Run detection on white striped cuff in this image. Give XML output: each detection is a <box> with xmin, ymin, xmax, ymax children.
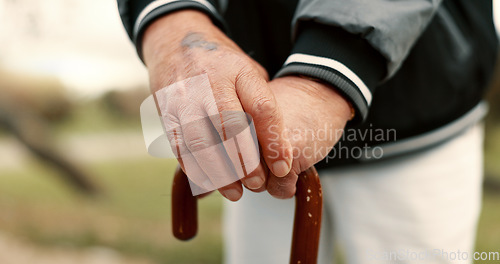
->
<box><xmin>283</xmin><ymin>53</ymin><xmax>372</xmax><ymax>106</ymax></box>
<box><xmin>133</xmin><ymin>0</ymin><xmax>219</xmax><ymax>40</ymax></box>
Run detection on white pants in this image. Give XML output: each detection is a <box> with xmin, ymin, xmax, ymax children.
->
<box><xmin>223</xmin><ymin>124</ymin><xmax>484</xmax><ymax>264</ymax></box>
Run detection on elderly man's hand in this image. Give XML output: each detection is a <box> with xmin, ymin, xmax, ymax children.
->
<box><xmin>264</xmin><ymin>76</ymin><xmax>352</xmax><ymax>199</ymax></box>
<box><xmin>142</xmin><ymin>10</ymin><xmax>293</xmax><ymax>201</ymax></box>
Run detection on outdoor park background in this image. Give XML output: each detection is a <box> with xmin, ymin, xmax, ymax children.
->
<box><xmin>0</xmin><ymin>0</ymin><xmax>499</xmax><ymax>263</ymax></box>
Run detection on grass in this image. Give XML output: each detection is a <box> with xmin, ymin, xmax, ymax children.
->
<box><xmin>0</xmin><ymin>157</ymin><xmax>224</xmax><ymax>264</ymax></box>
<box><xmin>475</xmin><ymin>122</ymin><xmax>500</xmax><ymax>263</ymax></box>
<box><xmin>476</xmin><ymin>194</ymin><xmax>500</xmax><ymax>260</ymax></box>
<box><xmin>54</xmin><ymin>98</ymin><xmax>142</xmax><ymax>136</ymax></box>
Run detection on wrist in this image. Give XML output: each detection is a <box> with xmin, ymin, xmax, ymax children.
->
<box><xmin>277</xmin><ymin>76</ymin><xmax>353</xmax><ymax>123</ymax></box>
<box><xmin>142</xmin><ymin>10</ymin><xmax>217</xmax><ymax>66</ymax></box>
<box><xmin>296</xmin><ymin>75</ymin><xmax>355</xmax><ymax>121</ymax></box>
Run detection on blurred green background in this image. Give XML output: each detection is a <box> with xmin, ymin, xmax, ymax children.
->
<box><xmin>0</xmin><ymin>0</ymin><xmax>499</xmax><ymax>263</ymax></box>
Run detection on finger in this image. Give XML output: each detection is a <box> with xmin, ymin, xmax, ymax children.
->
<box><xmin>218</xmin><ymin>181</ymin><xmax>243</xmax><ymax>201</ymax></box>
<box><xmin>242</xmin><ymin>155</ymin><xmax>268</xmax><ymax>192</ymax></box>
<box><xmin>178</xmin><ymin>75</ymin><xmax>242</xmax><ymax>190</ymax></box>
<box><xmin>241</xmin><ymin>161</ymin><xmax>267</xmax><ymax>191</ymax></box>
<box><xmin>165</xmin><ymin>125</ymin><xmax>217</xmax><ymax>194</ymax></box>
<box><xmin>212</xmin><ymin>111</ymin><xmax>264</xmax><ymax>190</ymax></box>
<box><xmin>181</xmin><ymin>117</ymin><xmax>240</xmax><ymax>189</ymax></box>
<box><xmin>266</xmin><ymin>170</ymin><xmax>298</xmax><ymax>199</ymax></box>
<box><xmin>235</xmin><ymin>71</ymin><xmax>293</xmax><ymax>177</ymax></box>
<box><xmin>157</xmin><ymin>76</ymin><xmax>236</xmax><ymax>194</ymax></box>
<box><xmin>206</xmin><ymin>81</ymin><xmax>265</xmax><ymax>191</ymax></box>
<box><xmin>158</xmin><ymin>99</ymin><xmax>215</xmax><ymax>194</ymax></box>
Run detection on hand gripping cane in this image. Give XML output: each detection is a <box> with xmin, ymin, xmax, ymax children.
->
<box><xmin>172</xmin><ymin>166</ymin><xmax>322</xmax><ymax>264</ymax></box>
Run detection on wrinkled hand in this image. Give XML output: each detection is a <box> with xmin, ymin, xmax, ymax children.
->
<box><xmin>264</xmin><ymin>76</ymin><xmax>352</xmax><ymax>199</ymax></box>
<box><xmin>142</xmin><ymin>10</ymin><xmax>293</xmax><ymax>201</ymax></box>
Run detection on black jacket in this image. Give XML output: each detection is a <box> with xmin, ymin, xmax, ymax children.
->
<box><xmin>118</xmin><ymin>0</ymin><xmax>498</xmax><ymax>167</ymax></box>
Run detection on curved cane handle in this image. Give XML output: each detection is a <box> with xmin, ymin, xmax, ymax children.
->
<box><xmin>171</xmin><ymin>166</ymin><xmax>322</xmax><ymax>264</ymax></box>
<box><xmin>171</xmin><ymin>166</ymin><xmax>197</xmax><ymax>240</ymax></box>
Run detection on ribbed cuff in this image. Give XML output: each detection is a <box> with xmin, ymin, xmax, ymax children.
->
<box><xmin>132</xmin><ymin>0</ymin><xmax>227</xmax><ymax>62</ymax></box>
<box><xmin>276</xmin><ymin>22</ymin><xmax>386</xmax><ymax>124</ymax></box>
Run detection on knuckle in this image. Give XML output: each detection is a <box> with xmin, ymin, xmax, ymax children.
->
<box><xmin>208</xmin><ymin>112</ymin><xmax>247</xmax><ymax>140</ymax></box>
<box><xmin>175</xmin><ymin>103</ymin><xmax>190</xmax><ymax>117</ymax></box>
<box><xmin>214</xmin><ymin>97</ymin><xmax>239</xmax><ymax>113</ymax></box>
<box><xmin>251</xmin><ymin>96</ymin><xmax>276</xmax><ymax>117</ymax></box>
<box><xmin>185</xmin><ymin>136</ymin><xmax>210</xmax><ymax>152</ymax></box>
<box><xmin>166</xmin><ymin>129</ymin><xmax>180</xmax><ymax>143</ymax></box>
<box><xmin>268</xmin><ymin>175</ymin><xmax>297</xmax><ymax>199</ymax></box>
<box><xmin>235</xmin><ymin>65</ymin><xmax>262</xmax><ymax>89</ymax></box>
<box><xmin>166</xmin><ymin>130</ymin><xmax>186</xmax><ymax>158</ymax></box>
<box><xmin>209</xmin><ymin>78</ymin><xmax>232</xmax><ymax>95</ymax></box>
<box><xmin>220</xmin><ymin>112</ymin><xmax>247</xmax><ymax>134</ymax></box>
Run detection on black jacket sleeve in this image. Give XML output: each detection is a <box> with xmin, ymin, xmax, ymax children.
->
<box><xmin>276</xmin><ymin>0</ymin><xmax>444</xmax><ymax>123</ymax></box>
<box><xmin>117</xmin><ymin>0</ymin><xmax>226</xmax><ymax>61</ymax></box>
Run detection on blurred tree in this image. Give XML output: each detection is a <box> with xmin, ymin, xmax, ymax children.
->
<box><xmin>102</xmin><ymin>87</ymin><xmax>148</xmax><ymax>120</ymax></box>
<box><xmin>0</xmin><ymin>70</ymin><xmax>99</xmax><ymax>195</ymax></box>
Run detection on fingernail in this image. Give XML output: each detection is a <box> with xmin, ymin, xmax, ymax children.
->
<box><xmin>242</xmin><ymin>176</ymin><xmax>264</xmax><ymax>190</ymax></box>
<box><xmin>221</xmin><ymin>189</ymin><xmax>241</xmax><ymax>201</ymax></box>
<box><xmin>272</xmin><ymin>160</ymin><xmax>290</xmax><ymax>177</ymax></box>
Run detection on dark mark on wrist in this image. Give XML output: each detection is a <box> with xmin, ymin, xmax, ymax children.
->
<box><xmin>181</xmin><ymin>32</ymin><xmax>218</xmax><ymax>51</ymax></box>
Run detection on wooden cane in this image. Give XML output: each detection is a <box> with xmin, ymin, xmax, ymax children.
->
<box><xmin>171</xmin><ymin>166</ymin><xmax>198</xmax><ymax>240</ymax></box>
<box><xmin>172</xmin><ymin>166</ymin><xmax>322</xmax><ymax>264</ymax></box>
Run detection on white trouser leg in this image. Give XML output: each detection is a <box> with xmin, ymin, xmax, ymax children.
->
<box><xmin>223</xmin><ymin>190</ymin><xmax>334</xmax><ymax>264</ymax></box>
<box><xmin>223</xmin><ymin>190</ymin><xmax>294</xmax><ymax>264</ymax></box>
<box><xmin>321</xmin><ymin>124</ymin><xmax>484</xmax><ymax>264</ymax></box>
